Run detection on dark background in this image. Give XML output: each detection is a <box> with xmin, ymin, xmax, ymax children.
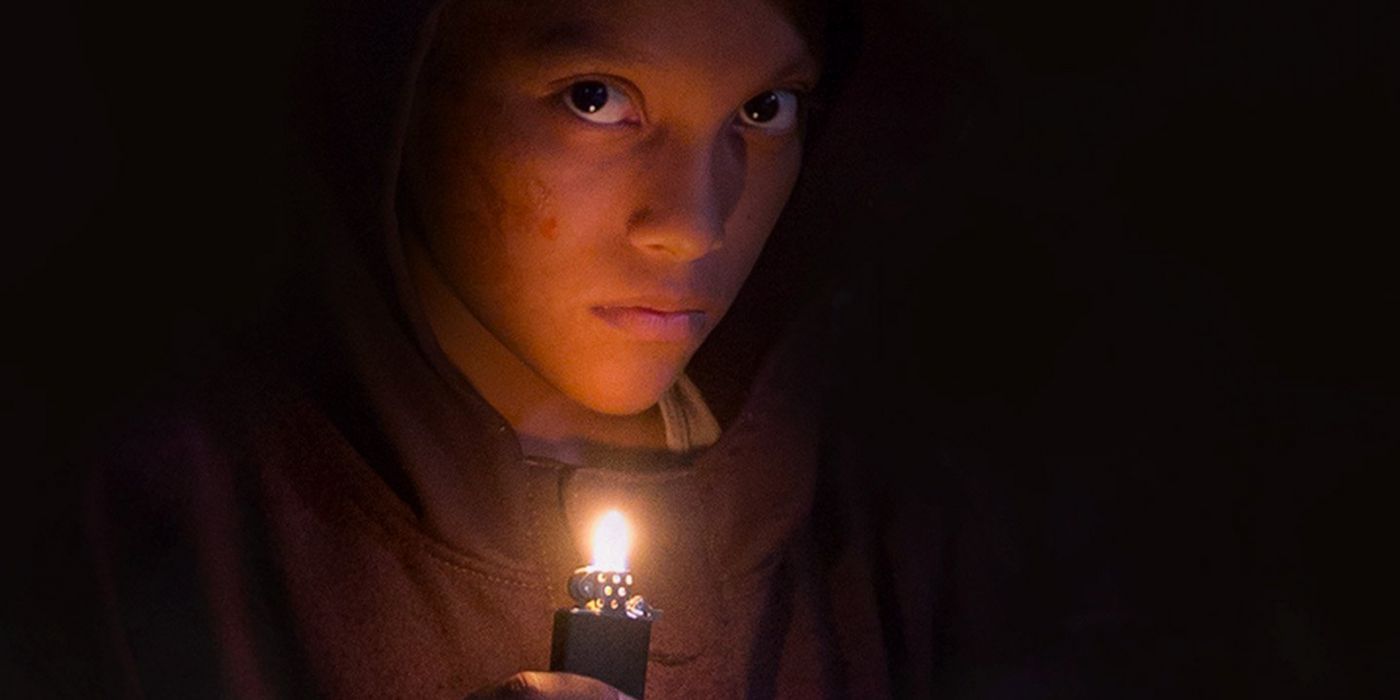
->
<box><xmin>6</xmin><ymin>0</ymin><xmax>1395</xmax><ymax>694</ymax></box>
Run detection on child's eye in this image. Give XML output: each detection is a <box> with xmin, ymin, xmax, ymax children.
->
<box><xmin>562</xmin><ymin>80</ymin><xmax>640</xmax><ymax>126</ymax></box>
<box><xmin>736</xmin><ymin>90</ymin><xmax>801</xmax><ymax>133</ymax></box>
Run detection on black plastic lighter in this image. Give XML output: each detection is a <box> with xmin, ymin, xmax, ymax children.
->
<box><xmin>549</xmin><ymin>567</ymin><xmax>659</xmax><ymax>699</ymax></box>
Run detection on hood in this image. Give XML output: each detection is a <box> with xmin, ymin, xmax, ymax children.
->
<box><xmin>270</xmin><ymin>0</ymin><xmax>867</xmax><ymax>563</ymax></box>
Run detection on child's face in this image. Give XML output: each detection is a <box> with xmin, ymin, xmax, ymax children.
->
<box><xmin>407</xmin><ymin>0</ymin><xmax>818</xmax><ymax>415</ymax></box>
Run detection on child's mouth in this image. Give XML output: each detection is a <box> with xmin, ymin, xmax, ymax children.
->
<box><xmin>590</xmin><ymin>306</ymin><xmax>707</xmax><ymax>343</ymax></box>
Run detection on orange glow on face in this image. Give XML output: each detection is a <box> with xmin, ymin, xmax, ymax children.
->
<box><xmin>404</xmin><ymin>0</ymin><xmax>817</xmax><ymax>417</ymax></box>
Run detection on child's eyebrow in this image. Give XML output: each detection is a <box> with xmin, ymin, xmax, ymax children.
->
<box><xmin>767</xmin><ymin>54</ymin><xmax>822</xmax><ymax>90</ymax></box>
<box><xmin>527</xmin><ymin>19</ymin><xmax>658</xmax><ymax>67</ymax></box>
<box><xmin>524</xmin><ymin>17</ymin><xmax>819</xmax><ymax>89</ymax></box>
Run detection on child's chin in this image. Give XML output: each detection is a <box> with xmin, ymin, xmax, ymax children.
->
<box><xmin>567</xmin><ymin>367</ymin><xmax>682</xmax><ymax>417</ymax></box>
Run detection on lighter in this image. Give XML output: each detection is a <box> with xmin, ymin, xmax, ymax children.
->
<box><xmin>550</xmin><ymin>510</ymin><xmax>659</xmax><ymax>699</ymax></box>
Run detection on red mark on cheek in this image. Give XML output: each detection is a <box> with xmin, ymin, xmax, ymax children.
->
<box><xmin>539</xmin><ymin>216</ymin><xmax>559</xmax><ymax>240</ymax></box>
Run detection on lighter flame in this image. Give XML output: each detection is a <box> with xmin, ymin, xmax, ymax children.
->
<box><xmin>590</xmin><ymin>509</ymin><xmax>631</xmax><ymax>571</ymax></box>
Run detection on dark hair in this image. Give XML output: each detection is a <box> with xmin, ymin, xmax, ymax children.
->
<box><xmin>780</xmin><ymin>0</ymin><xmax>862</xmax><ymax>147</ymax></box>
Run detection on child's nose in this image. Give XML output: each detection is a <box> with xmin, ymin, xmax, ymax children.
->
<box><xmin>625</xmin><ymin>132</ymin><xmax>744</xmax><ymax>262</ymax></box>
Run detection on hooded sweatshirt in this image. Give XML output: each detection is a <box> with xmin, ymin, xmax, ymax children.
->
<box><xmin>83</xmin><ymin>1</ymin><xmax>912</xmax><ymax>697</ymax></box>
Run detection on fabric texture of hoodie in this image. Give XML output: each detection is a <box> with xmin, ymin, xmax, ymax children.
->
<box><xmin>83</xmin><ymin>1</ymin><xmax>913</xmax><ymax>697</ymax></box>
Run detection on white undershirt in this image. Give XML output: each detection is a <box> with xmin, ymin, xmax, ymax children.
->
<box><xmin>658</xmin><ymin>373</ymin><xmax>722</xmax><ymax>453</ymax></box>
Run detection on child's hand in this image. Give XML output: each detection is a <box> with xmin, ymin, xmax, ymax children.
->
<box><xmin>466</xmin><ymin>671</ymin><xmax>637</xmax><ymax>700</ymax></box>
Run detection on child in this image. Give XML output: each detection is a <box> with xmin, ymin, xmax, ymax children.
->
<box><xmin>86</xmin><ymin>0</ymin><xmax>891</xmax><ymax>697</ymax></box>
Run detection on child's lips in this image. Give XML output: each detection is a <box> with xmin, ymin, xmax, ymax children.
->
<box><xmin>590</xmin><ymin>305</ymin><xmax>708</xmax><ymax>343</ymax></box>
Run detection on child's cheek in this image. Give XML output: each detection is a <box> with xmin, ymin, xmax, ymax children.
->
<box><xmin>538</xmin><ymin>215</ymin><xmax>559</xmax><ymax>241</ymax></box>
<box><xmin>521</xmin><ymin>177</ymin><xmax>559</xmax><ymax>241</ymax></box>
<box><xmin>488</xmin><ymin>168</ymin><xmax>558</xmax><ymax>265</ymax></box>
